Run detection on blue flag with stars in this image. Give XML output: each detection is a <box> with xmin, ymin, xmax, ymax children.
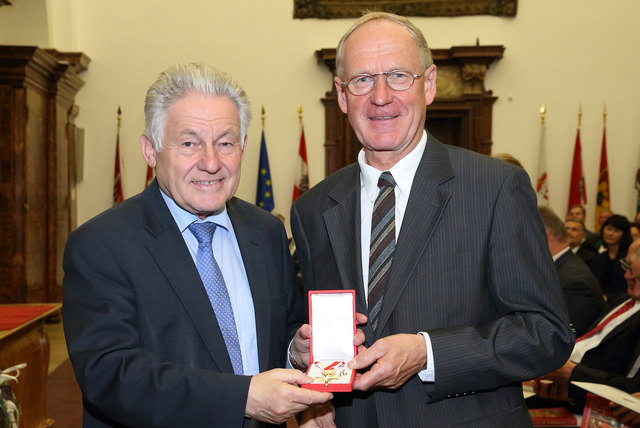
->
<box><xmin>256</xmin><ymin>130</ymin><xmax>274</xmax><ymax>211</ymax></box>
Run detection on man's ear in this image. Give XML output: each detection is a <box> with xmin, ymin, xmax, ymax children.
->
<box><xmin>424</xmin><ymin>64</ymin><xmax>437</xmax><ymax>106</ymax></box>
<box><xmin>139</xmin><ymin>134</ymin><xmax>157</xmax><ymax>168</ymax></box>
<box><xmin>241</xmin><ymin>135</ymin><xmax>248</xmax><ymax>159</ymax></box>
<box><xmin>334</xmin><ymin>76</ymin><xmax>348</xmax><ymax>114</ymax></box>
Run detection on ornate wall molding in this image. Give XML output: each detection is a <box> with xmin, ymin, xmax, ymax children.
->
<box><xmin>294</xmin><ymin>0</ymin><xmax>517</xmax><ymax>19</ymax></box>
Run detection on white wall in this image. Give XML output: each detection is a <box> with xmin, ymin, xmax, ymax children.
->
<box><xmin>2</xmin><ymin>0</ymin><xmax>639</xmax><ymax>231</ymax></box>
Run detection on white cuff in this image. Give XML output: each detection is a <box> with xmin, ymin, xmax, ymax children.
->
<box><xmin>417</xmin><ymin>332</ymin><xmax>435</xmax><ymax>382</ymax></box>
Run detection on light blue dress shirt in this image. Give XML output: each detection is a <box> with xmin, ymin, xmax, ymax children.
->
<box><xmin>160</xmin><ymin>191</ymin><xmax>259</xmax><ymax>376</ymax></box>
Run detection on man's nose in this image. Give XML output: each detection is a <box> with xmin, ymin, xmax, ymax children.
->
<box><xmin>370</xmin><ymin>75</ymin><xmax>393</xmax><ymax>105</ymax></box>
<box><xmin>198</xmin><ymin>145</ymin><xmax>221</xmax><ymax>172</ymax></box>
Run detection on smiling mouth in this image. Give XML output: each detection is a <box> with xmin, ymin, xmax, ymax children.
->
<box><xmin>193</xmin><ymin>179</ymin><xmax>222</xmax><ymax>185</ymax></box>
<box><xmin>369</xmin><ymin>115</ymin><xmax>398</xmax><ymax>120</ymax></box>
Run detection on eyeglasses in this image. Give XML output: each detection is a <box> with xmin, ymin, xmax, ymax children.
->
<box><xmin>340</xmin><ymin>70</ymin><xmax>424</xmax><ymax>96</ymax></box>
<box><xmin>620</xmin><ymin>258</ymin><xmax>632</xmax><ymax>272</ymax></box>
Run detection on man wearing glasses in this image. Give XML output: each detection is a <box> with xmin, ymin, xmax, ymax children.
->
<box><xmin>291</xmin><ymin>11</ymin><xmax>574</xmax><ymax>427</ymax></box>
<box><xmin>534</xmin><ymin>238</ymin><xmax>640</xmax><ymax>409</ymax></box>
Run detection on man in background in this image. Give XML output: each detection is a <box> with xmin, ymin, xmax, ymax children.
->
<box><xmin>565</xmin><ymin>218</ymin><xmax>598</xmax><ymax>266</ymax></box>
<box><xmin>63</xmin><ymin>62</ymin><xmax>331</xmax><ymax>427</ymax></box>
<box><xmin>540</xmin><ymin>206</ymin><xmax>605</xmax><ymax>336</ymax></box>
<box><xmin>291</xmin><ymin>12</ymin><xmax>574</xmax><ymax>427</ymax></box>
<box><xmin>535</xmin><ymin>238</ymin><xmax>640</xmax><ymax>409</ymax></box>
<box><xmin>567</xmin><ymin>204</ymin><xmax>601</xmax><ymax>250</ymax></box>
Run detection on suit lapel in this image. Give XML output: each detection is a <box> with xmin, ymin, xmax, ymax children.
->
<box><xmin>142</xmin><ymin>181</ymin><xmax>236</xmax><ymax>373</ymax></box>
<box><xmin>323</xmin><ymin>165</ymin><xmax>374</xmax><ymax>341</ymax></box>
<box><xmin>374</xmin><ymin>136</ymin><xmax>455</xmax><ymax>337</ymax></box>
<box><xmin>226</xmin><ymin>199</ymin><xmax>272</xmax><ymax>372</ymax></box>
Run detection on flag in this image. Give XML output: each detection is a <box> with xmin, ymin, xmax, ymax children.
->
<box><xmin>145</xmin><ymin>165</ymin><xmax>154</xmax><ymax>188</ymax></box>
<box><xmin>595</xmin><ymin>126</ymin><xmax>610</xmax><ymax>232</ymax></box>
<box><xmin>113</xmin><ymin>107</ymin><xmax>124</xmax><ymax>204</ymax></box>
<box><xmin>567</xmin><ymin>128</ymin><xmax>586</xmax><ymax>211</ymax></box>
<box><xmin>635</xmin><ymin>154</ymin><xmax>640</xmax><ymax>218</ymax></box>
<box><xmin>536</xmin><ymin>110</ymin><xmax>549</xmax><ymax>205</ymax></box>
<box><xmin>256</xmin><ymin>130</ymin><xmax>274</xmax><ymax>211</ymax></box>
<box><xmin>293</xmin><ymin>126</ymin><xmax>309</xmax><ymax>201</ymax></box>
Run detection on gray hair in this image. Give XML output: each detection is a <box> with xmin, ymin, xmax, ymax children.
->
<box><xmin>539</xmin><ymin>206</ymin><xmax>569</xmax><ymax>242</ymax></box>
<box><xmin>143</xmin><ymin>62</ymin><xmax>251</xmax><ymax>152</ymax></box>
<box><xmin>336</xmin><ymin>11</ymin><xmax>433</xmax><ymax>79</ymax></box>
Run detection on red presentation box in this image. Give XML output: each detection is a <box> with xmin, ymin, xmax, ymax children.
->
<box><xmin>302</xmin><ymin>290</ymin><xmax>356</xmax><ymax>392</ymax></box>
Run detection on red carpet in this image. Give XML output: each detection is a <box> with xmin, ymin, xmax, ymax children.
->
<box><xmin>46</xmin><ymin>359</ymin><xmax>82</xmax><ymax>428</ymax></box>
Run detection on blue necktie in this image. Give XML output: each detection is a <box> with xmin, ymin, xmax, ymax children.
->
<box><xmin>188</xmin><ymin>222</ymin><xmax>244</xmax><ymax>375</ymax></box>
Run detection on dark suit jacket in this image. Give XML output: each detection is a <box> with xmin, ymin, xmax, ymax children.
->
<box><xmin>569</xmin><ymin>296</ymin><xmax>640</xmax><ymax>403</ymax></box>
<box><xmin>63</xmin><ymin>181</ymin><xmax>303</xmax><ymax>427</ymax></box>
<box><xmin>590</xmin><ymin>249</ymin><xmax>629</xmax><ymax>303</ymax></box>
<box><xmin>291</xmin><ymin>136</ymin><xmax>574</xmax><ymax>428</ymax></box>
<box><xmin>554</xmin><ymin>250</ymin><xmax>606</xmax><ymax>336</ymax></box>
<box><xmin>575</xmin><ymin>245</ymin><xmax>597</xmax><ymax>267</ymax></box>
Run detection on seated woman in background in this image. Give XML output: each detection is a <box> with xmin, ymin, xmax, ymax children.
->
<box><xmin>590</xmin><ymin>214</ymin><xmax>632</xmax><ymax>303</ymax></box>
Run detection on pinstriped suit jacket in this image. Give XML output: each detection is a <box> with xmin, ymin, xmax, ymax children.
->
<box><xmin>291</xmin><ymin>135</ymin><xmax>575</xmax><ymax>427</ymax></box>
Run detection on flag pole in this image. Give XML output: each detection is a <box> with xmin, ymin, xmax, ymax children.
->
<box><xmin>595</xmin><ymin>102</ymin><xmax>610</xmax><ymax>232</ymax></box>
<box><xmin>293</xmin><ymin>105</ymin><xmax>309</xmax><ymax>201</ymax></box>
<box><xmin>256</xmin><ymin>104</ymin><xmax>274</xmax><ymax>211</ymax></box>
<box><xmin>577</xmin><ymin>103</ymin><xmax>582</xmax><ymax>128</ymax></box>
<box><xmin>536</xmin><ymin>104</ymin><xmax>549</xmax><ymax>205</ymax></box>
<box><xmin>113</xmin><ymin>106</ymin><xmax>124</xmax><ymax>204</ymax></box>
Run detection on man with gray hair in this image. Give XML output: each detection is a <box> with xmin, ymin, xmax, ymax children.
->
<box><xmin>291</xmin><ymin>11</ymin><xmax>574</xmax><ymax>427</ymax></box>
<box><xmin>63</xmin><ymin>62</ymin><xmax>332</xmax><ymax>427</ymax></box>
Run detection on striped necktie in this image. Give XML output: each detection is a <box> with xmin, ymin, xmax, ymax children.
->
<box><xmin>368</xmin><ymin>171</ymin><xmax>396</xmax><ymax>331</ymax></box>
<box><xmin>189</xmin><ymin>222</ymin><xmax>244</xmax><ymax>375</ymax></box>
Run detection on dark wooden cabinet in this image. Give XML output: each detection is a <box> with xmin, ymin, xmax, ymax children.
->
<box><xmin>0</xmin><ymin>46</ymin><xmax>89</xmax><ymax>303</ymax></box>
<box><xmin>315</xmin><ymin>45</ymin><xmax>504</xmax><ymax>176</ymax></box>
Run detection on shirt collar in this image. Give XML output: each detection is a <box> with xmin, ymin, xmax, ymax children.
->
<box><xmin>553</xmin><ymin>246</ymin><xmax>571</xmax><ymax>261</ymax></box>
<box><xmin>358</xmin><ymin>131</ymin><xmax>427</xmax><ymax>202</ymax></box>
<box><xmin>160</xmin><ymin>189</ymin><xmax>231</xmax><ymax>233</ymax></box>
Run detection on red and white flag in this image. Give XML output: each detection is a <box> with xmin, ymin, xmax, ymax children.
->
<box><xmin>113</xmin><ymin>107</ymin><xmax>124</xmax><ymax>204</ymax></box>
<box><xmin>536</xmin><ymin>107</ymin><xmax>549</xmax><ymax>206</ymax></box>
<box><xmin>293</xmin><ymin>126</ymin><xmax>309</xmax><ymax>201</ymax></box>
<box><xmin>567</xmin><ymin>128</ymin><xmax>587</xmax><ymax>211</ymax></box>
<box><xmin>145</xmin><ymin>164</ymin><xmax>154</xmax><ymax>188</ymax></box>
<box><xmin>595</xmin><ymin>124</ymin><xmax>610</xmax><ymax>232</ymax></box>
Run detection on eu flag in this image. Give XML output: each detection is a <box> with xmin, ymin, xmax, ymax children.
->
<box><xmin>256</xmin><ymin>130</ymin><xmax>274</xmax><ymax>211</ymax></box>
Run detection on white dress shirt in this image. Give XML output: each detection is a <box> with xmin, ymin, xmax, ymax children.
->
<box><xmin>358</xmin><ymin>131</ymin><xmax>435</xmax><ymax>382</ymax></box>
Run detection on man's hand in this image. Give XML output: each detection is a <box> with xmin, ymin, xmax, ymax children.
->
<box><xmin>245</xmin><ymin>369</ymin><xmax>332</xmax><ymax>424</ymax></box>
<box><xmin>348</xmin><ymin>333</ymin><xmax>427</xmax><ymax>391</ymax></box>
<box><xmin>299</xmin><ymin>401</ymin><xmax>336</xmax><ymax>428</ymax></box>
<box><xmin>532</xmin><ymin>360</ymin><xmax>577</xmax><ymax>402</ymax></box>
<box><xmin>533</xmin><ymin>380</ymin><xmax>570</xmax><ymax>402</ymax></box>
<box><xmin>290</xmin><ymin>313</ymin><xmax>368</xmax><ymax>370</ymax></box>
<box><xmin>611</xmin><ymin>392</ymin><xmax>640</xmax><ymax>427</ymax></box>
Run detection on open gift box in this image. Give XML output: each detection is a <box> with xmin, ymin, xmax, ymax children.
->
<box><xmin>301</xmin><ymin>290</ymin><xmax>356</xmax><ymax>392</ymax></box>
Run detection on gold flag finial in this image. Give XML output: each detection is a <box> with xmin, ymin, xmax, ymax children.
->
<box><xmin>261</xmin><ymin>105</ymin><xmax>265</xmax><ymax>129</ymax></box>
<box><xmin>297</xmin><ymin>104</ymin><xmax>303</xmax><ymax>125</ymax></box>
<box><xmin>578</xmin><ymin>103</ymin><xmax>582</xmax><ymax>128</ymax></box>
<box><xmin>540</xmin><ymin>104</ymin><xmax>546</xmax><ymax>126</ymax></box>
<box><xmin>117</xmin><ymin>106</ymin><xmax>122</xmax><ymax>129</ymax></box>
<box><xmin>603</xmin><ymin>102</ymin><xmax>607</xmax><ymax>127</ymax></box>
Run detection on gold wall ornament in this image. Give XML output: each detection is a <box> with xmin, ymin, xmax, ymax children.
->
<box><xmin>294</xmin><ymin>0</ymin><xmax>517</xmax><ymax>19</ymax></box>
